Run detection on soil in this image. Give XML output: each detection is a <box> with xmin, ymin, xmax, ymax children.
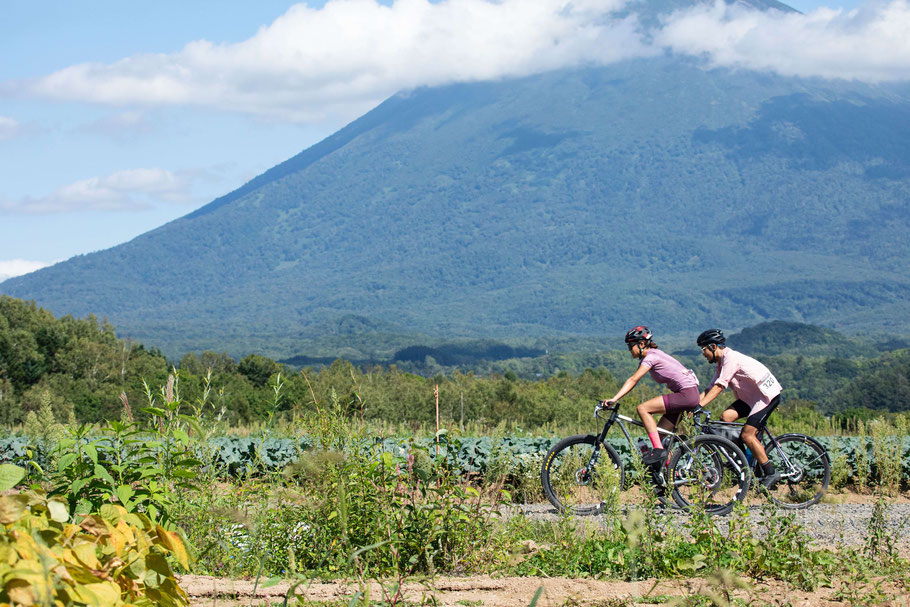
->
<box><xmin>179</xmin><ymin>573</ymin><xmax>907</xmax><ymax>606</ymax></box>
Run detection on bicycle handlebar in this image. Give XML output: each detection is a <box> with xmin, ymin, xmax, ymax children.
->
<box><xmin>594</xmin><ymin>400</ymin><xmax>617</xmax><ymax>418</ymax></box>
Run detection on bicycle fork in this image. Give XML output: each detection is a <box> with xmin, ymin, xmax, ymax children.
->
<box><xmin>580</xmin><ymin>420</ymin><xmax>615</xmax><ymax>482</ymax></box>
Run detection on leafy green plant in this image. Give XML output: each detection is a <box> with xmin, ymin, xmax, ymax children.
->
<box><xmin>853</xmin><ymin>422</ymin><xmax>871</xmax><ymax>492</ymax></box>
<box><xmin>42</xmin><ymin>419</ymin><xmax>200</xmax><ymax>524</ymax></box>
<box><xmin>826</xmin><ymin>436</ymin><xmax>850</xmax><ymax>490</ymax></box>
<box><xmin>0</xmin><ymin>485</ymin><xmax>189</xmax><ymax>606</ymax></box>
<box><xmin>33</xmin><ymin>374</ymin><xmax>202</xmax><ymax>525</ymax></box>
<box><xmin>869</xmin><ymin>420</ymin><xmax>901</xmax><ymax>495</ymax></box>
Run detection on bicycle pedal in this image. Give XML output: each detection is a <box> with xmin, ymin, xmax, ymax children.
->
<box><xmin>651</xmin><ymin>471</ymin><xmax>666</xmax><ymax>488</ymax></box>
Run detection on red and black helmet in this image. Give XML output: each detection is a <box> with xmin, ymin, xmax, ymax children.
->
<box><xmin>624</xmin><ymin>326</ymin><xmax>652</xmax><ymax>344</ymax></box>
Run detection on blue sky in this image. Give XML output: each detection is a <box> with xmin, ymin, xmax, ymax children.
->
<box><xmin>0</xmin><ymin>0</ymin><xmax>899</xmax><ymax>282</ymax></box>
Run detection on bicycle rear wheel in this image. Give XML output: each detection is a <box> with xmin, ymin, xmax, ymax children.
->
<box><xmin>541</xmin><ymin>435</ymin><xmax>624</xmax><ymax>515</ymax></box>
<box><xmin>763</xmin><ymin>434</ymin><xmax>830</xmax><ymax>509</ymax></box>
<box><xmin>669</xmin><ymin>435</ymin><xmax>750</xmax><ymax>515</ymax></box>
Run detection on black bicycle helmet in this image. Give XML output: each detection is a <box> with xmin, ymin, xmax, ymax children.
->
<box><xmin>697</xmin><ymin>329</ymin><xmax>725</xmax><ymax>347</ymax></box>
<box><xmin>625</xmin><ymin>326</ymin><xmax>652</xmax><ymax>344</ymax></box>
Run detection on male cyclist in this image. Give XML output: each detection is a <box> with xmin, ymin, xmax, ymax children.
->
<box><xmin>602</xmin><ymin>326</ymin><xmax>699</xmax><ymax>466</ymax></box>
<box><xmin>696</xmin><ymin>328</ymin><xmax>782</xmax><ymax>489</ymax></box>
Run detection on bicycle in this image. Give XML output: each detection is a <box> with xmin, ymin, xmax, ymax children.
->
<box><xmin>540</xmin><ymin>401</ymin><xmax>751</xmax><ymax>516</ymax></box>
<box><xmin>705</xmin><ymin>420</ymin><xmax>830</xmax><ymax>509</ymax></box>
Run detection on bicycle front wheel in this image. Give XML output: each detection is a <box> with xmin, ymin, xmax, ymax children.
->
<box><xmin>669</xmin><ymin>435</ymin><xmax>750</xmax><ymax>515</ymax></box>
<box><xmin>764</xmin><ymin>434</ymin><xmax>830</xmax><ymax>509</ymax></box>
<box><xmin>541</xmin><ymin>435</ymin><xmax>624</xmax><ymax>515</ymax></box>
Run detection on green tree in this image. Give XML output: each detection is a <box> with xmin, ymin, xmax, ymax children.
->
<box><xmin>238</xmin><ymin>354</ymin><xmax>281</xmax><ymax>387</ymax></box>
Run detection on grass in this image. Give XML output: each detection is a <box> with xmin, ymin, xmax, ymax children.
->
<box><xmin>5</xmin><ymin>374</ymin><xmax>910</xmax><ymax>607</ymax></box>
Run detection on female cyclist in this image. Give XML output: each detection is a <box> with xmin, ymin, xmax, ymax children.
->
<box><xmin>696</xmin><ymin>328</ymin><xmax>783</xmax><ymax>489</ymax></box>
<box><xmin>601</xmin><ymin>326</ymin><xmax>700</xmax><ymax>465</ymax></box>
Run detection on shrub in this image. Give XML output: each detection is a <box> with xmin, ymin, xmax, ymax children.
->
<box><xmin>0</xmin><ymin>486</ymin><xmax>189</xmax><ymax>606</ymax></box>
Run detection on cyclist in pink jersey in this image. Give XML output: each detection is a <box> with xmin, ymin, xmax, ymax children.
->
<box><xmin>601</xmin><ymin>326</ymin><xmax>700</xmax><ymax>465</ymax></box>
<box><xmin>696</xmin><ymin>328</ymin><xmax>783</xmax><ymax>489</ymax></box>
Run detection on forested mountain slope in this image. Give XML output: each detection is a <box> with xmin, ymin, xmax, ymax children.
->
<box><xmin>4</xmin><ymin>1</ymin><xmax>910</xmax><ymax>358</ymax></box>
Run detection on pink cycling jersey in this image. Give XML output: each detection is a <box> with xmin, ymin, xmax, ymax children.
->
<box><xmin>710</xmin><ymin>348</ymin><xmax>782</xmax><ymax>413</ymax></box>
<box><xmin>640</xmin><ymin>349</ymin><xmax>699</xmax><ymax>392</ymax></box>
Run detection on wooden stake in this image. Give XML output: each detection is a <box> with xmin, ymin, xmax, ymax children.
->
<box><xmin>433</xmin><ymin>384</ymin><xmax>439</xmax><ymax>457</ymax></box>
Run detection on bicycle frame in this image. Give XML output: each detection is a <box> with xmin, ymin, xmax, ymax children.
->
<box><xmin>592</xmin><ymin>405</ymin><xmax>674</xmax><ymax>459</ymax></box>
<box><xmin>591</xmin><ymin>403</ymin><xmax>720</xmax><ymax>488</ymax></box>
<box><xmin>540</xmin><ymin>403</ymin><xmax>753</xmax><ymax>515</ymax></box>
<box><xmin>708</xmin><ymin>420</ymin><xmax>800</xmax><ymax>478</ymax></box>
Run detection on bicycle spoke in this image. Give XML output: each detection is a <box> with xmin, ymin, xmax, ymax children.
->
<box><xmin>670</xmin><ymin>436</ymin><xmax>749</xmax><ymax>515</ymax></box>
<box><xmin>763</xmin><ymin>434</ymin><xmax>830</xmax><ymax>509</ymax></box>
<box><xmin>541</xmin><ymin>435</ymin><xmax>623</xmax><ymax>515</ymax></box>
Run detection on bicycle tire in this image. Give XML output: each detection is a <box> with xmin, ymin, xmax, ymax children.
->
<box><xmin>669</xmin><ymin>435</ymin><xmax>750</xmax><ymax>516</ymax></box>
<box><xmin>762</xmin><ymin>433</ymin><xmax>830</xmax><ymax>509</ymax></box>
<box><xmin>541</xmin><ymin>434</ymin><xmax>624</xmax><ymax>515</ymax></box>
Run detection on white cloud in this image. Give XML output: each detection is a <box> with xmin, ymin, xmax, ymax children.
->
<box><xmin>0</xmin><ymin>259</ymin><xmax>51</xmax><ymax>282</ymax></box>
<box><xmin>0</xmin><ymin>115</ymin><xmax>24</xmax><ymax>140</ymax></box>
<box><xmin>12</xmin><ymin>0</ymin><xmax>649</xmax><ymax>122</ymax></box>
<box><xmin>0</xmin><ymin>168</ymin><xmax>201</xmax><ymax>215</ymax></box>
<box><xmin>5</xmin><ymin>0</ymin><xmax>910</xmax><ymax>125</ymax></box>
<box><xmin>654</xmin><ymin>0</ymin><xmax>910</xmax><ymax>81</ymax></box>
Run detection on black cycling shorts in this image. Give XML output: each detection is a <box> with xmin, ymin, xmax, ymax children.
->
<box><xmin>726</xmin><ymin>394</ymin><xmax>780</xmax><ymax>431</ymax></box>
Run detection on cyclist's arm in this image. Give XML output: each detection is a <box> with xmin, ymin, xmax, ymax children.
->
<box><xmin>699</xmin><ymin>384</ymin><xmax>724</xmax><ymax>406</ymax></box>
<box><xmin>606</xmin><ymin>364</ymin><xmax>650</xmax><ymax>403</ymax></box>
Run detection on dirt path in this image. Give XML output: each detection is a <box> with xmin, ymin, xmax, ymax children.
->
<box><xmin>180</xmin><ymin>573</ymin><xmax>907</xmax><ymax>606</ymax></box>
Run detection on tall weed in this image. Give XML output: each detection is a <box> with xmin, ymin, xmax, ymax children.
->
<box><xmin>853</xmin><ymin>421</ymin><xmax>871</xmax><ymax>492</ymax></box>
<box><xmin>869</xmin><ymin>419</ymin><xmax>901</xmax><ymax>495</ymax></box>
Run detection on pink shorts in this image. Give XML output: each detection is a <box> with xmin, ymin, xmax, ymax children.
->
<box><xmin>660</xmin><ymin>387</ymin><xmax>701</xmax><ymax>424</ymax></box>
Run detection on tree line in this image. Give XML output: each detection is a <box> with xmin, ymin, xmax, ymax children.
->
<box><xmin>2</xmin><ymin>295</ymin><xmax>908</xmax><ymax>430</ymax></box>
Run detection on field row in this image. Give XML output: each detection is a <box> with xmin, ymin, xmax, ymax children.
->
<box><xmin>2</xmin><ymin>432</ymin><xmax>908</xmax><ymax>488</ymax></box>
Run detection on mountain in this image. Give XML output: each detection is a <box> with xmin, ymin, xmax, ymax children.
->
<box><xmin>5</xmin><ymin>0</ymin><xmax>910</xmax><ymax>359</ymax></box>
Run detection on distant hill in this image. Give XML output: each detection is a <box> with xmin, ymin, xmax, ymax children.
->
<box><xmin>5</xmin><ymin>0</ymin><xmax>910</xmax><ymax>359</ymax></box>
<box><xmin>727</xmin><ymin>320</ymin><xmax>859</xmax><ymax>357</ymax></box>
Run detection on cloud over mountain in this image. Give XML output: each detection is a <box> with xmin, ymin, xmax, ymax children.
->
<box><xmin>13</xmin><ymin>0</ymin><xmax>908</xmax><ymax>125</ymax></box>
<box><xmin>13</xmin><ymin>0</ymin><xmax>647</xmax><ymax>121</ymax></box>
<box><xmin>0</xmin><ymin>259</ymin><xmax>50</xmax><ymax>282</ymax></box>
<box><xmin>657</xmin><ymin>0</ymin><xmax>910</xmax><ymax>81</ymax></box>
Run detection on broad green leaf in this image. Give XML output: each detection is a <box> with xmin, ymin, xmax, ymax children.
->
<box><xmin>176</xmin><ymin>458</ymin><xmax>203</xmax><ymax>468</ymax></box>
<box><xmin>93</xmin><ymin>464</ymin><xmax>116</xmax><ymax>486</ymax></box>
<box><xmin>116</xmin><ymin>485</ymin><xmax>135</xmax><ymax>505</ymax></box>
<box><xmin>84</xmin><ymin>444</ymin><xmax>99</xmax><ymax>464</ymax></box>
<box><xmin>178</xmin><ymin>414</ymin><xmax>203</xmax><ymax>435</ymax></box>
<box><xmin>100</xmin><ymin>503</ymin><xmax>124</xmax><ymax>521</ymax></box>
<box><xmin>144</xmin><ymin>553</ymin><xmax>171</xmax><ymax>588</ymax></box>
<box><xmin>0</xmin><ymin>463</ymin><xmax>26</xmax><ymax>491</ymax></box>
<box><xmin>57</xmin><ymin>452</ymin><xmax>79</xmax><ymax>470</ymax></box>
<box><xmin>127</xmin><ymin>554</ymin><xmax>147</xmax><ymax>578</ymax></box>
<box><xmin>172</xmin><ymin>428</ymin><xmax>190</xmax><ymax>445</ymax></box>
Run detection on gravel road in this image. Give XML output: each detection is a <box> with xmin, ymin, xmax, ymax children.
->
<box><xmin>516</xmin><ymin>502</ymin><xmax>910</xmax><ymax>550</ymax></box>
